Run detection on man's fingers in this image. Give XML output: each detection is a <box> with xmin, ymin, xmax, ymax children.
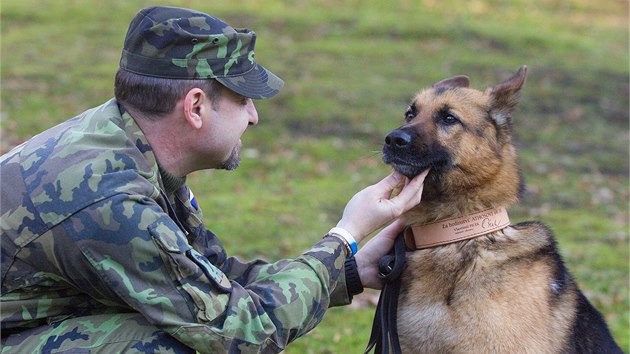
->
<box><xmin>378</xmin><ymin>219</ymin><xmax>406</xmax><ymax>240</ymax></box>
<box><xmin>391</xmin><ymin>169</ymin><xmax>429</xmax><ymax>205</ymax></box>
<box><xmin>374</xmin><ymin>171</ymin><xmax>405</xmax><ymax>192</ymax></box>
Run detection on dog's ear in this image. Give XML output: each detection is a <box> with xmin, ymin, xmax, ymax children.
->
<box><xmin>432</xmin><ymin>75</ymin><xmax>470</xmax><ymax>90</ymax></box>
<box><xmin>485</xmin><ymin>65</ymin><xmax>527</xmax><ymax>139</ymax></box>
<box><xmin>486</xmin><ymin>66</ymin><xmax>527</xmax><ymax>126</ymax></box>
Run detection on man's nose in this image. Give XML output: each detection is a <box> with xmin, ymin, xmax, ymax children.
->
<box><xmin>247</xmin><ymin>100</ymin><xmax>259</xmax><ymax>126</ymax></box>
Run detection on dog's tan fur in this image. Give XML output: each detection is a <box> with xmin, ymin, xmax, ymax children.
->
<box><xmin>382</xmin><ymin>67</ymin><xmax>621</xmax><ymax>353</ymax></box>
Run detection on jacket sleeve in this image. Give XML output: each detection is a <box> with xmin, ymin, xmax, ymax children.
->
<box><xmin>60</xmin><ymin>193</ymin><xmax>348</xmax><ymax>353</ymax></box>
<box><xmin>190</xmin><ymin>231</ymin><xmax>351</xmax><ymax>308</ymax></box>
<box><xmin>218</xmin><ymin>252</ymin><xmax>351</xmax><ymax>308</ymax></box>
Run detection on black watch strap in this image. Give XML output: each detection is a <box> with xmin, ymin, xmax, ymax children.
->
<box><xmin>344</xmin><ymin>256</ymin><xmax>364</xmax><ymax>297</ymax></box>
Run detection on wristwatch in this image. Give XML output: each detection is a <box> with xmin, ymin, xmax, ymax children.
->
<box><xmin>344</xmin><ymin>256</ymin><xmax>364</xmax><ymax>297</ymax></box>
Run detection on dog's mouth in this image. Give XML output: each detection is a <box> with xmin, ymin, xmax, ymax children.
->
<box><xmin>382</xmin><ymin>156</ymin><xmax>428</xmax><ymax>179</ymax></box>
<box><xmin>383</xmin><ymin>155</ymin><xmax>450</xmax><ymax>179</ymax></box>
<box><xmin>382</xmin><ymin>147</ymin><xmax>451</xmax><ymax>179</ymax></box>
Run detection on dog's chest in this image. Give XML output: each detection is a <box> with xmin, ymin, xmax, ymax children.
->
<box><xmin>394</xmin><ymin>236</ymin><xmax>566</xmax><ymax>353</ymax></box>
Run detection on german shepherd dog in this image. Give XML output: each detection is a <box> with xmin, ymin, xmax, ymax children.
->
<box><xmin>381</xmin><ymin>66</ymin><xmax>622</xmax><ymax>353</ymax></box>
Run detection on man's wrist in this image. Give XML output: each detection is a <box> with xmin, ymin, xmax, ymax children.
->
<box><xmin>328</xmin><ymin>227</ymin><xmax>358</xmax><ymax>257</ymax></box>
<box><xmin>325</xmin><ymin>233</ymin><xmax>352</xmax><ymax>258</ymax></box>
<box><xmin>335</xmin><ymin>220</ymin><xmax>362</xmax><ymax>244</ymax></box>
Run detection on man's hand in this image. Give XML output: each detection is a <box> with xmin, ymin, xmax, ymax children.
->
<box><xmin>336</xmin><ymin>170</ymin><xmax>428</xmax><ymax>244</ymax></box>
<box><xmin>354</xmin><ymin>220</ymin><xmax>408</xmax><ymax>289</ymax></box>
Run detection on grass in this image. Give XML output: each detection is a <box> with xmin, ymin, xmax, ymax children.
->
<box><xmin>2</xmin><ymin>0</ymin><xmax>628</xmax><ymax>352</ymax></box>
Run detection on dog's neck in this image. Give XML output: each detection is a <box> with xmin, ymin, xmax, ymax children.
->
<box><xmin>403</xmin><ymin>206</ymin><xmax>510</xmax><ymax>250</ymax></box>
<box><xmin>404</xmin><ymin>146</ymin><xmax>521</xmax><ymax>226</ymax></box>
<box><xmin>404</xmin><ymin>183</ymin><xmax>517</xmax><ymax>226</ymax></box>
<box><xmin>402</xmin><ymin>181</ymin><xmax>517</xmax><ymax>250</ymax></box>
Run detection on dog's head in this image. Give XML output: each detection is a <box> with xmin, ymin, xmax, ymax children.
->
<box><xmin>383</xmin><ymin>66</ymin><xmax>527</xmax><ymax>204</ymax></box>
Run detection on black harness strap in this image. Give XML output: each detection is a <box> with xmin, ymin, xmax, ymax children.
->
<box><xmin>364</xmin><ymin>232</ymin><xmax>407</xmax><ymax>354</ymax></box>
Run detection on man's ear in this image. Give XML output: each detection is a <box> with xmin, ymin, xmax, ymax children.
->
<box><xmin>183</xmin><ymin>88</ymin><xmax>207</xmax><ymax>130</ymax></box>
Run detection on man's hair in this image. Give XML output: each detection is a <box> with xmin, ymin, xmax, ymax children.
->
<box><xmin>114</xmin><ymin>69</ymin><xmax>224</xmax><ymax>119</ymax></box>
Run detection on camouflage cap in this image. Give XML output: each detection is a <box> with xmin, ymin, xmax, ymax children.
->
<box><xmin>120</xmin><ymin>6</ymin><xmax>284</xmax><ymax>99</ymax></box>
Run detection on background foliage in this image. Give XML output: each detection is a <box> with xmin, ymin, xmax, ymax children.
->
<box><xmin>2</xmin><ymin>0</ymin><xmax>628</xmax><ymax>352</ymax></box>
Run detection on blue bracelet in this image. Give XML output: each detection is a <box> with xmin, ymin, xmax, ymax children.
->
<box><xmin>328</xmin><ymin>227</ymin><xmax>358</xmax><ymax>257</ymax></box>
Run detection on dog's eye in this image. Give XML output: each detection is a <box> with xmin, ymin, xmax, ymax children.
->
<box><xmin>404</xmin><ymin>107</ymin><xmax>416</xmax><ymax>122</ymax></box>
<box><xmin>441</xmin><ymin>114</ymin><xmax>459</xmax><ymax>125</ymax></box>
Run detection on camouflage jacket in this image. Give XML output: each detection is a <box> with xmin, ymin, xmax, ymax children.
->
<box><xmin>0</xmin><ymin>99</ymin><xmax>350</xmax><ymax>353</ymax></box>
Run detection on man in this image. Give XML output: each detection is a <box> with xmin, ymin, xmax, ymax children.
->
<box><xmin>0</xmin><ymin>6</ymin><xmax>427</xmax><ymax>353</ymax></box>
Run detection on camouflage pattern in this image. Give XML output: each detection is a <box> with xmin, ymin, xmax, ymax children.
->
<box><xmin>120</xmin><ymin>6</ymin><xmax>284</xmax><ymax>99</ymax></box>
<box><xmin>1</xmin><ymin>313</ymin><xmax>194</xmax><ymax>353</ymax></box>
<box><xmin>0</xmin><ymin>99</ymin><xmax>350</xmax><ymax>353</ymax></box>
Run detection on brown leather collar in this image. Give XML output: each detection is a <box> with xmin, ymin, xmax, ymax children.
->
<box><xmin>404</xmin><ymin>207</ymin><xmax>510</xmax><ymax>250</ymax></box>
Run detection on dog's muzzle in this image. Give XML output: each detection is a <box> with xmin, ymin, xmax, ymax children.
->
<box><xmin>382</xmin><ymin>129</ymin><xmax>424</xmax><ymax>179</ymax></box>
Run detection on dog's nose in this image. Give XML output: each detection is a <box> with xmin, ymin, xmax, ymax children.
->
<box><xmin>385</xmin><ymin>130</ymin><xmax>412</xmax><ymax>147</ymax></box>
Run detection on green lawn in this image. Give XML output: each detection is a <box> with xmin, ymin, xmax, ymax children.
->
<box><xmin>2</xmin><ymin>0</ymin><xmax>628</xmax><ymax>352</ymax></box>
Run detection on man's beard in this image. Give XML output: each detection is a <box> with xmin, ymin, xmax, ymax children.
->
<box><xmin>220</xmin><ymin>146</ymin><xmax>241</xmax><ymax>170</ymax></box>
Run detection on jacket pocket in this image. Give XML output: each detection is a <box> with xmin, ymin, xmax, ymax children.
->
<box><xmin>149</xmin><ymin>221</ymin><xmax>231</xmax><ymax>292</ymax></box>
<box><xmin>149</xmin><ymin>220</ymin><xmax>231</xmax><ymax>322</ymax></box>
